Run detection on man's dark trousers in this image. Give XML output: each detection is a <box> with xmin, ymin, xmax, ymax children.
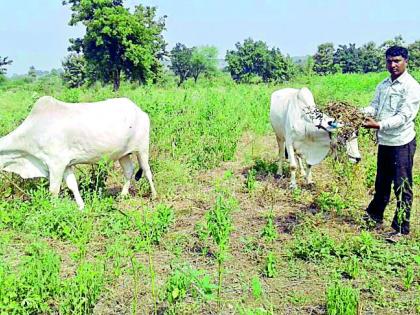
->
<box><xmin>366</xmin><ymin>137</ymin><xmax>416</xmax><ymax>234</ymax></box>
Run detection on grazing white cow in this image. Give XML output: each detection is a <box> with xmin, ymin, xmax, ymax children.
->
<box><xmin>270</xmin><ymin>87</ymin><xmax>361</xmax><ymax>188</ymax></box>
<box><xmin>0</xmin><ymin>96</ymin><xmax>157</xmax><ymax>209</ymax></box>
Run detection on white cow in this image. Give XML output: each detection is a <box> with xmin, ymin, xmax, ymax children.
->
<box><xmin>0</xmin><ymin>96</ymin><xmax>157</xmax><ymax>209</ymax></box>
<box><xmin>270</xmin><ymin>87</ymin><xmax>361</xmax><ymax>188</ymax></box>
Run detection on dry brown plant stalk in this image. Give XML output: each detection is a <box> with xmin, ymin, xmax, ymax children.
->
<box><xmin>323</xmin><ymin>101</ymin><xmax>365</xmax><ymax>141</ymax></box>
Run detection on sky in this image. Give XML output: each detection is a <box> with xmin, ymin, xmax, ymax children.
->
<box><xmin>1</xmin><ymin>0</ymin><xmax>420</xmax><ymax>75</ymax></box>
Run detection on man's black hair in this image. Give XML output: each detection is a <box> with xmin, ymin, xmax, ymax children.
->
<box><xmin>385</xmin><ymin>46</ymin><xmax>409</xmax><ymax>60</ymax></box>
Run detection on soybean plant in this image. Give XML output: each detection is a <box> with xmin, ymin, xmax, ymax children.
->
<box><xmin>206</xmin><ymin>194</ymin><xmax>235</xmax><ymax>309</ymax></box>
<box><xmin>134</xmin><ymin>204</ymin><xmax>174</xmax><ymax>314</ymax></box>
<box><xmin>261</xmin><ymin>209</ymin><xmax>278</xmax><ymax>243</ymax></box>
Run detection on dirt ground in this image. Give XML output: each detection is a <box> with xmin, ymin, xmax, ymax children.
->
<box><xmin>91</xmin><ymin>132</ymin><xmax>419</xmax><ymax>314</ymax></box>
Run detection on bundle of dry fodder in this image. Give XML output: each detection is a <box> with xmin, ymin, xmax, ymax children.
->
<box><xmin>323</xmin><ymin>101</ymin><xmax>366</xmax><ymax>141</ymax></box>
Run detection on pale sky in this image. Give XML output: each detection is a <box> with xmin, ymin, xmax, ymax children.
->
<box><xmin>1</xmin><ymin>0</ymin><xmax>419</xmax><ymax>75</ymax></box>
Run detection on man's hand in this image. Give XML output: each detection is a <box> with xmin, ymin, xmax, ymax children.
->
<box><xmin>363</xmin><ymin>117</ymin><xmax>380</xmax><ymax>129</ymax></box>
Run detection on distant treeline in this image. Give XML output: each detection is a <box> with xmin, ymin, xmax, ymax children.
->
<box><xmin>1</xmin><ymin>0</ymin><xmax>419</xmax><ymax>89</ymax></box>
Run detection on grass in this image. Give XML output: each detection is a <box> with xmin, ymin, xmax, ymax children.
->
<box><xmin>0</xmin><ymin>71</ymin><xmax>419</xmax><ymax>314</ymax></box>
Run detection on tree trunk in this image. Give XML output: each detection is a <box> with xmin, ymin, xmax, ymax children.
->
<box><xmin>113</xmin><ymin>69</ymin><xmax>121</xmax><ymax>91</ymax></box>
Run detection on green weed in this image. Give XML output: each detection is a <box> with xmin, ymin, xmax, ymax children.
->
<box><xmin>133</xmin><ymin>204</ymin><xmax>174</xmax><ymax>314</ymax></box>
<box><xmin>164</xmin><ymin>265</ymin><xmax>215</xmax><ymax>306</ymax></box>
<box><xmin>402</xmin><ymin>265</ymin><xmax>415</xmax><ymax>290</ymax></box>
<box><xmin>261</xmin><ymin>210</ymin><xmax>278</xmax><ymax>243</ymax></box>
<box><xmin>206</xmin><ymin>193</ymin><xmax>235</xmax><ymax>308</ymax></box>
<box><xmin>78</xmin><ymin>158</ymin><xmax>113</xmax><ymax>198</ymax></box>
<box><xmin>315</xmin><ymin>191</ymin><xmax>349</xmax><ymax>214</ymax></box>
<box><xmin>349</xmin><ymin>231</ymin><xmax>379</xmax><ymax>259</ymax></box>
<box><xmin>245</xmin><ymin>168</ymin><xmax>257</xmax><ymax>191</ymax></box>
<box><xmin>134</xmin><ymin>203</ymin><xmax>174</xmax><ymax>248</ymax></box>
<box><xmin>251</xmin><ymin>159</ymin><xmax>278</xmax><ymax>177</ymax></box>
<box><xmin>238</xmin><ymin>306</ymin><xmax>273</xmax><ymax>315</ymax></box>
<box><xmin>0</xmin><ymin>242</ymin><xmax>60</xmax><ymax>314</ymax></box>
<box><xmin>251</xmin><ymin>275</ymin><xmax>263</xmax><ymax>299</ymax></box>
<box><xmin>59</xmin><ymin>262</ymin><xmax>105</xmax><ymax>315</ymax></box>
<box><xmin>291</xmin><ymin>229</ymin><xmax>337</xmax><ymax>262</ymax></box>
<box><xmin>262</xmin><ymin>251</ymin><xmax>278</xmax><ymax>278</ymax></box>
<box><xmin>341</xmin><ymin>256</ymin><xmax>360</xmax><ymax>279</ymax></box>
<box><xmin>326</xmin><ymin>281</ymin><xmax>359</xmax><ymax>315</ymax></box>
<box><xmin>291</xmin><ymin>187</ymin><xmax>303</xmax><ymax>202</ymax></box>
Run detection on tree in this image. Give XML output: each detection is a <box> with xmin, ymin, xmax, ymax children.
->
<box><xmin>408</xmin><ymin>40</ymin><xmax>420</xmax><ymax>69</ymax></box>
<box><xmin>28</xmin><ymin>66</ymin><xmax>37</xmax><ymax>80</ymax></box>
<box><xmin>63</xmin><ymin>0</ymin><xmax>167</xmax><ymax>91</ymax></box>
<box><xmin>170</xmin><ymin>44</ymin><xmax>219</xmax><ymax>85</ymax></box>
<box><xmin>0</xmin><ymin>56</ymin><xmax>13</xmax><ymax>75</ymax></box>
<box><xmin>62</xmin><ymin>53</ymin><xmax>87</xmax><ymax>87</ymax></box>
<box><xmin>380</xmin><ymin>35</ymin><xmax>405</xmax><ymax>51</ymax></box>
<box><xmin>313</xmin><ymin>43</ymin><xmax>336</xmax><ymax>75</ymax></box>
<box><xmin>302</xmin><ymin>56</ymin><xmax>315</xmax><ymax>76</ymax></box>
<box><xmin>333</xmin><ymin>43</ymin><xmax>362</xmax><ymax>73</ymax></box>
<box><xmin>359</xmin><ymin>41</ymin><xmax>382</xmax><ymax>73</ymax></box>
<box><xmin>190</xmin><ymin>46</ymin><xmax>218</xmax><ymax>82</ymax></box>
<box><xmin>170</xmin><ymin>43</ymin><xmax>192</xmax><ymax>86</ymax></box>
<box><xmin>225</xmin><ymin>38</ymin><xmax>294</xmax><ymax>83</ymax></box>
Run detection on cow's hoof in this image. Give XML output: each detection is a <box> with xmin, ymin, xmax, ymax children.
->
<box><xmin>305</xmin><ymin>182</ymin><xmax>315</xmax><ymax>190</ymax></box>
<box><xmin>274</xmin><ymin>173</ymin><xmax>283</xmax><ymax>180</ymax></box>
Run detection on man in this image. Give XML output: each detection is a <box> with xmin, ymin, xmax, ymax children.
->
<box><xmin>362</xmin><ymin>45</ymin><xmax>420</xmax><ymax>242</ymax></box>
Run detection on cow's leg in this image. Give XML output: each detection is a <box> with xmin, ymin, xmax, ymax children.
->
<box><xmin>286</xmin><ymin>142</ymin><xmax>298</xmax><ymax>188</ymax></box>
<box><xmin>48</xmin><ymin>164</ymin><xmax>65</xmax><ymax>197</ymax></box>
<box><xmin>306</xmin><ymin>164</ymin><xmax>314</xmax><ymax>184</ymax></box>
<box><xmin>297</xmin><ymin>156</ymin><xmax>306</xmax><ymax>176</ymax></box>
<box><xmin>276</xmin><ymin>136</ymin><xmax>285</xmax><ymax>176</ymax></box>
<box><xmin>136</xmin><ymin>151</ymin><xmax>157</xmax><ymax>199</ymax></box>
<box><xmin>119</xmin><ymin>155</ymin><xmax>134</xmax><ymax>196</ymax></box>
<box><xmin>64</xmin><ymin>166</ymin><xmax>85</xmax><ymax>210</ymax></box>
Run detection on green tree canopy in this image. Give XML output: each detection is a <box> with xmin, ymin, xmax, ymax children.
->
<box><xmin>225</xmin><ymin>38</ymin><xmax>295</xmax><ymax>83</ymax></box>
<box><xmin>359</xmin><ymin>41</ymin><xmax>382</xmax><ymax>73</ymax></box>
<box><xmin>62</xmin><ymin>53</ymin><xmax>87</xmax><ymax>88</ymax></box>
<box><xmin>333</xmin><ymin>43</ymin><xmax>362</xmax><ymax>73</ymax></box>
<box><xmin>63</xmin><ymin>0</ymin><xmax>167</xmax><ymax>91</ymax></box>
<box><xmin>408</xmin><ymin>40</ymin><xmax>420</xmax><ymax>69</ymax></box>
<box><xmin>28</xmin><ymin>66</ymin><xmax>37</xmax><ymax>80</ymax></box>
<box><xmin>313</xmin><ymin>42</ymin><xmax>336</xmax><ymax>75</ymax></box>
<box><xmin>170</xmin><ymin>44</ymin><xmax>219</xmax><ymax>85</ymax></box>
<box><xmin>380</xmin><ymin>35</ymin><xmax>405</xmax><ymax>51</ymax></box>
<box><xmin>0</xmin><ymin>56</ymin><xmax>13</xmax><ymax>76</ymax></box>
<box><xmin>190</xmin><ymin>46</ymin><xmax>218</xmax><ymax>82</ymax></box>
<box><xmin>170</xmin><ymin>43</ymin><xmax>193</xmax><ymax>86</ymax></box>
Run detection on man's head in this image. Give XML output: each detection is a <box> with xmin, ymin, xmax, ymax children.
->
<box><xmin>385</xmin><ymin>46</ymin><xmax>408</xmax><ymax>80</ymax></box>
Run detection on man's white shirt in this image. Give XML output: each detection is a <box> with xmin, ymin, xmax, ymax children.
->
<box><xmin>362</xmin><ymin>71</ymin><xmax>420</xmax><ymax>146</ymax></box>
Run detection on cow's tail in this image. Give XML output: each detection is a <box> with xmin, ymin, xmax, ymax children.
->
<box><xmin>134</xmin><ymin>152</ymin><xmax>143</xmax><ymax>181</ymax></box>
<box><xmin>135</xmin><ymin>168</ymin><xmax>143</xmax><ymax>181</ymax></box>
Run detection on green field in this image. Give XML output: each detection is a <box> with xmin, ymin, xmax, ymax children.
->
<box><xmin>0</xmin><ymin>72</ymin><xmax>419</xmax><ymax>314</ymax></box>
